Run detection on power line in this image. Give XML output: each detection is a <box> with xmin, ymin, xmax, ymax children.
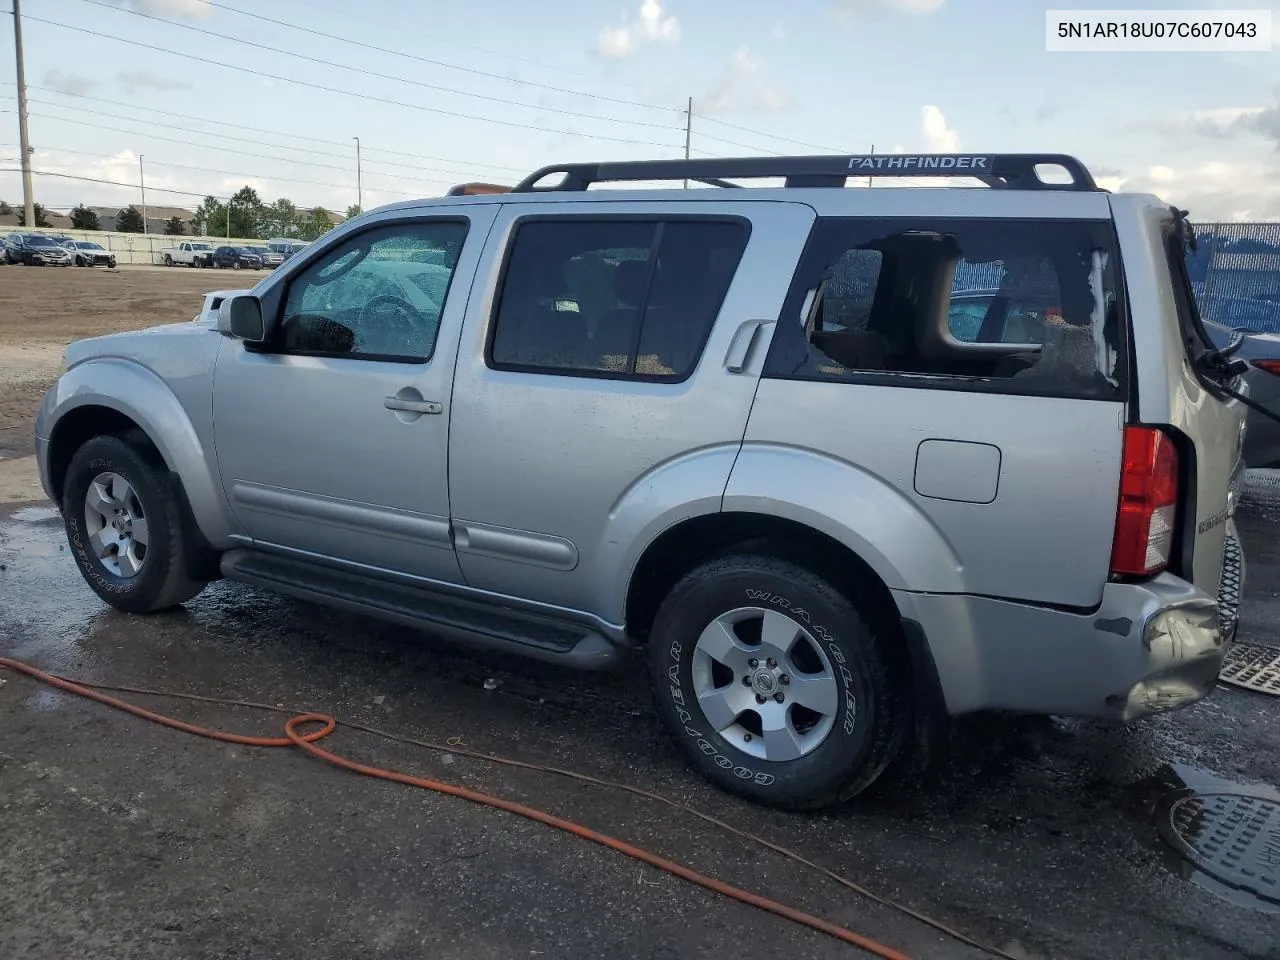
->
<box><xmin>260</xmin><ymin>0</ymin><xmax>643</xmax><ymax>87</ymax></box>
<box><xmin>24</xmin><ymin>16</ymin><xmax>680</xmax><ymax>149</ymax></box>
<box><xmin>5</xmin><ymin>83</ymin><xmax>527</xmax><ymax>175</ymax></box>
<box><xmin>26</xmin><ymin>101</ymin><xmax>504</xmax><ymax>184</ymax></box>
<box><xmin>75</xmin><ymin>0</ymin><xmax>682</xmax><ymax>134</ymax></box>
<box><xmin>693</xmin><ymin>114</ymin><xmax>847</xmax><ymax>154</ymax></box>
<box><xmin>14</xmin><ymin>141</ymin><xmax>443</xmax><ymax>198</ymax></box>
<box><xmin>26</xmin><ymin>109</ymin><xmax>464</xmax><ymax>193</ymax></box>
<box><xmin>0</xmin><ymin>167</ymin><xmax>235</xmax><ymax>200</ymax></box>
<box><xmin>199</xmin><ymin>0</ymin><xmax>676</xmax><ymax>115</ymax></box>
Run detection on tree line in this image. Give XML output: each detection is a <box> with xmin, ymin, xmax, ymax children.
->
<box><xmin>3</xmin><ymin>186</ymin><xmax>363</xmax><ymax>240</ymax></box>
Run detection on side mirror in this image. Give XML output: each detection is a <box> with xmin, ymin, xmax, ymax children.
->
<box><xmin>217</xmin><ymin>293</ymin><xmax>266</xmax><ymax>342</ymax></box>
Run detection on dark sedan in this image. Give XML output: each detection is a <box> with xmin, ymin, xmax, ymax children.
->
<box><xmin>1203</xmin><ymin>319</ymin><xmax>1280</xmax><ymax>469</ymax></box>
<box><xmin>212</xmin><ymin>245</ymin><xmax>263</xmax><ymax>270</ymax></box>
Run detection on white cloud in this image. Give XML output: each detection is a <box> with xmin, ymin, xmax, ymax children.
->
<box><xmin>697</xmin><ymin>47</ymin><xmax>789</xmax><ymax>116</ymax></box>
<box><xmin>1105</xmin><ymin>160</ymin><xmax>1280</xmax><ymax>220</ymax></box>
<box><xmin>106</xmin><ymin>0</ymin><xmax>212</xmax><ymax>17</ymax></box>
<box><xmin>116</xmin><ymin>69</ymin><xmax>193</xmax><ymax>93</ymax></box>
<box><xmin>921</xmin><ymin>105</ymin><xmax>960</xmax><ymax>152</ymax></box>
<box><xmin>596</xmin><ymin>0</ymin><xmax>680</xmax><ymax>58</ymax></box>
<box><xmin>771</xmin><ymin>20</ymin><xmax>789</xmax><ymax>39</ymax></box>
<box><xmin>832</xmin><ymin>0</ymin><xmax>946</xmax><ymax>22</ymax></box>
<box><xmin>42</xmin><ymin>70</ymin><xmax>95</xmax><ymax>97</ymax></box>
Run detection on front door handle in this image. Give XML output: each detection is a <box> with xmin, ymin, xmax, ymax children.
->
<box><xmin>384</xmin><ymin>397</ymin><xmax>442</xmax><ymax>415</ymax></box>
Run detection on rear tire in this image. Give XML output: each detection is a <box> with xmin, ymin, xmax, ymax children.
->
<box><xmin>63</xmin><ymin>435</ymin><xmax>208</xmax><ymax>614</ymax></box>
<box><xmin>163</xmin><ymin>254</ymin><xmax>173</xmax><ymax>266</ymax></box>
<box><xmin>648</xmin><ymin>553</ymin><xmax>907</xmax><ymax>810</ymax></box>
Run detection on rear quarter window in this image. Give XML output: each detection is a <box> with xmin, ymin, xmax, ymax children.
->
<box><xmin>769</xmin><ymin>216</ymin><xmax>1126</xmax><ymax>401</ymax></box>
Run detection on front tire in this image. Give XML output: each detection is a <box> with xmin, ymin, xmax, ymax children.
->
<box><xmin>648</xmin><ymin>554</ymin><xmax>907</xmax><ymax>810</ymax></box>
<box><xmin>63</xmin><ymin>435</ymin><xmax>208</xmax><ymax>614</ymax></box>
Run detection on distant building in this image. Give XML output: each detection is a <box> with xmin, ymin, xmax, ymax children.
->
<box><xmin>84</xmin><ymin>205</ymin><xmax>195</xmax><ymax>234</ymax></box>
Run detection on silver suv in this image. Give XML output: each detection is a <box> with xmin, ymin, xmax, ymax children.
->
<box><xmin>36</xmin><ymin>153</ymin><xmax>1249</xmax><ymax>809</ymax></box>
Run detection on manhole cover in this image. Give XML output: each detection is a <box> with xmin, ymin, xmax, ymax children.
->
<box><xmin>1220</xmin><ymin>642</ymin><xmax>1280</xmax><ymax>696</ymax></box>
<box><xmin>1157</xmin><ymin>790</ymin><xmax>1280</xmax><ymax>905</ymax></box>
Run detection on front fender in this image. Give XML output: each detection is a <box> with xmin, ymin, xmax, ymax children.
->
<box><xmin>39</xmin><ymin>358</ymin><xmax>239</xmax><ymax>546</ymax></box>
<box><xmin>590</xmin><ymin>444</ymin><xmax>742</xmax><ymax>624</ymax></box>
<box><xmin>722</xmin><ymin>443</ymin><xmax>966</xmax><ymax>595</ymax></box>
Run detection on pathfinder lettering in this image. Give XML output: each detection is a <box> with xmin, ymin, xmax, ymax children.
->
<box><xmin>846</xmin><ymin>155</ymin><xmax>992</xmax><ymax>172</ymax></box>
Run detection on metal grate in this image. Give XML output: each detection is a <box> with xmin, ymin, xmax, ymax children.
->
<box><xmin>1157</xmin><ymin>790</ymin><xmax>1280</xmax><ymax>904</ymax></box>
<box><xmin>1220</xmin><ymin>642</ymin><xmax>1280</xmax><ymax>695</ymax></box>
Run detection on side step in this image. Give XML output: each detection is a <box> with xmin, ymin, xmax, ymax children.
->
<box><xmin>220</xmin><ymin>549</ymin><xmax>622</xmax><ymax>670</ymax></box>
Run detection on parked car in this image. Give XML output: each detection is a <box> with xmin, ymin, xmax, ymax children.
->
<box><xmin>161</xmin><ymin>241</ymin><xmax>216</xmax><ymax>268</ymax></box>
<box><xmin>246</xmin><ymin>245</ymin><xmax>285</xmax><ymax>269</ymax></box>
<box><xmin>1202</xmin><ymin>320</ymin><xmax>1280</xmax><ymax>468</ymax></box>
<box><xmin>36</xmin><ymin>152</ymin><xmax>1249</xmax><ymax>809</ymax></box>
<box><xmin>266</xmin><ymin>238</ymin><xmax>311</xmax><ymax>259</ymax></box>
<box><xmin>11</xmin><ymin>233</ymin><xmax>71</xmax><ymax>266</ymax></box>
<box><xmin>212</xmin><ymin>245</ymin><xmax>263</xmax><ymax>270</ymax></box>
<box><xmin>63</xmin><ymin>240</ymin><xmax>118</xmax><ymax>268</ymax></box>
<box><xmin>4</xmin><ymin>231</ymin><xmax>32</xmax><ymax>264</ymax></box>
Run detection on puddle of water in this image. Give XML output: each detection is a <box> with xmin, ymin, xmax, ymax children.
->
<box><xmin>1138</xmin><ymin>762</ymin><xmax>1280</xmax><ymax>914</ymax></box>
<box><xmin>10</xmin><ymin>505</ymin><xmax>60</xmax><ymax>524</ymax></box>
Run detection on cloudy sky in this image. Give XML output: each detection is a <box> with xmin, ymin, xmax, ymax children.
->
<box><xmin>0</xmin><ymin>0</ymin><xmax>1278</xmax><ymax>218</ymax></box>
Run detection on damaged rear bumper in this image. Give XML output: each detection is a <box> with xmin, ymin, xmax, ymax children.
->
<box><xmin>894</xmin><ymin>525</ymin><xmax>1242</xmax><ymax>720</ymax></box>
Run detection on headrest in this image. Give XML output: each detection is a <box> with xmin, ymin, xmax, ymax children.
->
<box><xmin>614</xmin><ymin>259</ymin><xmax>650</xmax><ymax>307</ymax></box>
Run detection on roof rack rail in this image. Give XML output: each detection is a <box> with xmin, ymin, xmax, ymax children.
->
<box><xmin>446</xmin><ymin>181</ymin><xmax>513</xmax><ymax>197</ymax></box>
<box><xmin>512</xmin><ymin>153</ymin><xmax>1098</xmax><ymax>193</ymax></box>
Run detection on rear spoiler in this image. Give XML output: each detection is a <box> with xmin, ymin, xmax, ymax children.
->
<box><xmin>446</xmin><ymin>182</ymin><xmax>512</xmax><ymax>197</ymax></box>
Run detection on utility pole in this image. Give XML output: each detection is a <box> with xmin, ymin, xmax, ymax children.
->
<box><xmin>139</xmin><ymin>154</ymin><xmax>151</xmax><ymax>260</ymax></box>
<box><xmin>12</xmin><ymin>0</ymin><xmax>35</xmax><ymax>228</ymax></box>
<box><xmin>353</xmin><ymin>136</ymin><xmax>362</xmax><ymax>210</ymax></box>
<box><xmin>867</xmin><ymin>143</ymin><xmax>874</xmax><ymax>188</ymax></box>
<box><xmin>226</xmin><ymin>198</ymin><xmax>231</xmax><ymax>239</ymax></box>
<box><xmin>682</xmin><ymin>97</ymin><xmax>692</xmax><ymax>189</ymax></box>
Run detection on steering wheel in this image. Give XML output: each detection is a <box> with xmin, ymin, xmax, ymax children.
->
<box><xmin>358</xmin><ymin>295</ymin><xmax>428</xmax><ymax>354</ymax></box>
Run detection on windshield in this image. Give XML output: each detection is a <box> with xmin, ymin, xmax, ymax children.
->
<box><xmin>28</xmin><ymin>236</ymin><xmax>56</xmax><ymax>247</ymax></box>
<box><xmin>192</xmin><ymin>243</ymin><xmax>212</xmax><ymax>250</ymax></box>
<box><xmin>77</xmin><ymin>242</ymin><xmax>103</xmax><ymax>250</ymax></box>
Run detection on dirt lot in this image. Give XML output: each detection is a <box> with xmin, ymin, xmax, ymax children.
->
<box><xmin>0</xmin><ymin>266</ymin><xmax>257</xmax><ymax>500</ymax></box>
<box><xmin>0</xmin><ymin>265</ymin><xmax>258</xmax><ymax>433</ymax></box>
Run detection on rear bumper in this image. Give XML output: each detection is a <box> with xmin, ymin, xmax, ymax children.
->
<box><xmin>894</xmin><ymin>525</ymin><xmax>1243</xmax><ymax>720</ymax></box>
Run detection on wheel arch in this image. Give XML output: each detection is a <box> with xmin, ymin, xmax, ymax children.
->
<box><xmin>43</xmin><ymin>360</ymin><xmax>238</xmax><ymax>548</ymax></box>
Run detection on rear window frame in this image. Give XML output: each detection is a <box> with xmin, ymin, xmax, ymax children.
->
<box><xmin>762</xmin><ymin>215</ymin><xmax>1132</xmax><ymax>403</ymax></box>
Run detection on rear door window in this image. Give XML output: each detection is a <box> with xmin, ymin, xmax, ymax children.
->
<box><xmin>767</xmin><ymin>217</ymin><xmax>1125</xmax><ymax>400</ymax></box>
<box><xmin>488</xmin><ymin>218</ymin><xmax>750</xmax><ymax>380</ymax></box>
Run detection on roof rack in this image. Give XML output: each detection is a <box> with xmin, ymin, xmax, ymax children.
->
<box><xmin>446</xmin><ymin>182</ymin><xmax>513</xmax><ymax>197</ymax></box>
<box><xmin>511</xmin><ymin>154</ymin><xmax>1098</xmax><ymax>193</ymax></box>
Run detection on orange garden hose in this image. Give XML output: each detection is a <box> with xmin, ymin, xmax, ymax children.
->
<box><xmin>0</xmin><ymin>655</ymin><xmax>1009</xmax><ymax>960</ymax></box>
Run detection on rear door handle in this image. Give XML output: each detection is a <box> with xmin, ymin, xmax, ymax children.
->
<box><xmin>384</xmin><ymin>397</ymin><xmax>442</xmax><ymax>415</ymax></box>
<box><xmin>724</xmin><ymin>320</ymin><xmax>771</xmax><ymax>373</ymax></box>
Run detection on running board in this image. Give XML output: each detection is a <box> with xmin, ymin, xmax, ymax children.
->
<box><xmin>220</xmin><ymin>549</ymin><xmax>621</xmax><ymax>670</ymax></box>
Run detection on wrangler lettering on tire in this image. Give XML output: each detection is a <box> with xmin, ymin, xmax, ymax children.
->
<box><xmin>648</xmin><ymin>553</ymin><xmax>907</xmax><ymax>809</ymax></box>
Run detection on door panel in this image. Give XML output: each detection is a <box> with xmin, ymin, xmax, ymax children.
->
<box><xmin>447</xmin><ymin>201</ymin><xmax>817</xmax><ymax>613</ymax></box>
<box><xmin>212</xmin><ymin>208</ymin><xmax>498</xmax><ymax>582</ymax></box>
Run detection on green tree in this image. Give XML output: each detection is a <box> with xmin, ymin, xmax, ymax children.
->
<box><xmin>263</xmin><ymin>197</ymin><xmax>300</xmax><ymax>238</ymax></box>
<box><xmin>344</xmin><ymin>204</ymin><xmax>362</xmax><ymax>221</ymax></box>
<box><xmin>228</xmin><ymin>185</ymin><xmax>263</xmax><ymax>238</ymax></box>
<box><xmin>116</xmin><ymin>205</ymin><xmax>145</xmax><ymax>233</ymax></box>
<box><xmin>192</xmin><ymin>195</ymin><xmax>225</xmax><ymax>237</ymax></box>
<box><xmin>70</xmin><ymin>204</ymin><xmax>100</xmax><ymax>230</ymax></box>
<box><xmin>299</xmin><ymin>207</ymin><xmax>334</xmax><ymax>241</ymax></box>
<box><xmin>0</xmin><ymin>199</ymin><xmax>12</xmax><ymax>216</ymax></box>
<box><xmin>164</xmin><ymin>216</ymin><xmax>187</xmax><ymax>235</ymax></box>
<box><xmin>17</xmin><ymin>202</ymin><xmax>51</xmax><ymax>227</ymax></box>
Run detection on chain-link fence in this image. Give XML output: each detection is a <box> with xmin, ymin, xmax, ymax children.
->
<box><xmin>1189</xmin><ymin>222</ymin><xmax>1280</xmax><ymax>333</ymax></box>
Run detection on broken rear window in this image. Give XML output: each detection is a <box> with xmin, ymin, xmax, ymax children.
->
<box><xmin>766</xmin><ymin>217</ymin><xmax>1125</xmax><ymax>400</ymax></box>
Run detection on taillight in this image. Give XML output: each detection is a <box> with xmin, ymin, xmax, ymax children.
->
<box><xmin>1110</xmin><ymin>426</ymin><xmax>1179</xmax><ymax>578</ymax></box>
<box><xmin>1254</xmin><ymin>359</ymin><xmax>1280</xmax><ymax>376</ymax></box>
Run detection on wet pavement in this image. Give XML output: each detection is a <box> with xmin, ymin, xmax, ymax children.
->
<box><xmin>2</xmin><ymin>498</ymin><xmax>1279</xmax><ymax>960</ymax></box>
